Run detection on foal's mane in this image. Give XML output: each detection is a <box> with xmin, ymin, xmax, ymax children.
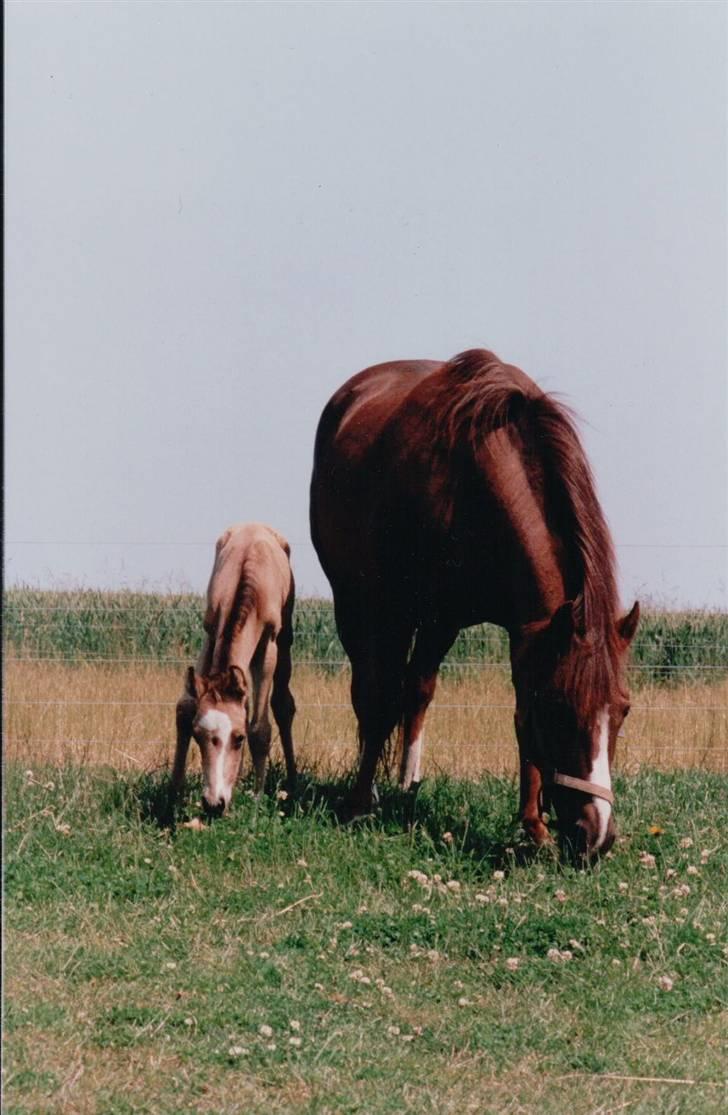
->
<box><xmin>220</xmin><ymin>564</ymin><xmax>258</xmax><ymax>660</ymax></box>
<box><xmin>440</xmin><ymin>349</ymin><xmax>625</xmax><ymax>718</ymax></box>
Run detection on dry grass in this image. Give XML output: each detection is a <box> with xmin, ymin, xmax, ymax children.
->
<box><xmin>5</xmin><ymin>655</ymin><xmax>727</xmax><ymax>776</ymax></box>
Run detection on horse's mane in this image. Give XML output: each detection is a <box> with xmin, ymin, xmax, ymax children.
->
<box><xmin>220</xmin><ymin>564</ymin><xmax>258</xmax><ymax>659</ymax></box>
<box><xmin>440</xmin><ymin>349</ymin><xmax>625</xmax><ymax>719</ymax></box>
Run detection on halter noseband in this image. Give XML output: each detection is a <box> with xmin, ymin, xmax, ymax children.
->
<box><xmin>524</xmin><ymin>696</ymin><xmax>615</xmax><ymax>806</ymax></box>
<box><xmin>547</xmin><ymin>770</ymin><xmax>614</xmax><ymax>805</ymax></box>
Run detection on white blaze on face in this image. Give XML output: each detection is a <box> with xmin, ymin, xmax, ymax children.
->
<box><xmin>589</xmin><ymin>706</ymin><xmax>612</xmax><ymax>848</ymax></box>
<box><xmin>196</xmin><ymin>709</ymin><xmax>233</xmax><ymax>806</ymax></box>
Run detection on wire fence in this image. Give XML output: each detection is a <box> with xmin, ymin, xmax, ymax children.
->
<box><xmin>4</xmin><ymin>589</ymin><xmax>727</xmax><ymax>772</ymax></box>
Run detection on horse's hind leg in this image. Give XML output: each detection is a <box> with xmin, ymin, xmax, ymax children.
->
<box><xmin>346</xmin><ymin>615</ymin><xmax>412</xmax><ymax>816</ymax></box>
<box><xmin>399</xmin><ymin>622</ymin><xmax>458</xmax><ymax>790</ymax></box>
<box><xmin>272</xmin><ymin>610</ymin><xmax>296</xmax><ymax>792</ymax></box>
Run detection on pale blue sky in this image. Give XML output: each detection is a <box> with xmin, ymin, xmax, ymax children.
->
<box><xmin>6</xmin><ymin>0</ymin><xmax>727</xmax><ymax>607</ymax></box>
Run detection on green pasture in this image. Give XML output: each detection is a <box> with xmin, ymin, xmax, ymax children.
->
<box><xmin>4</xmin><ymin>764</ymin><xmax>727</xmax><ymax>1113</ymax></box>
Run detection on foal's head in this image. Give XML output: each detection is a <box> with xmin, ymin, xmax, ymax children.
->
<box><xmin>513</xmin><ymin>599</ymin><xmax>640</xmax><ymax>860</ymax></box>
<box><xmin>180</xmin><ymin>666</ymin><xmax>249</xmax><ymax>816</ymax></box>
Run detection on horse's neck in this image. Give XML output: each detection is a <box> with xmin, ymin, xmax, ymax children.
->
<box><xmin>212</xmin><ymin>619</ymin><xmax>263</xmax><ymax>675</ymax></box>
<box><xmin>478</xmin><ymin>428</ymin><xmax>567</xmax><ymax>625</ymax></box>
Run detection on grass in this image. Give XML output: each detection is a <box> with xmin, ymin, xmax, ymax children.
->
<box><xmin>4</xmin><ymin>763</ymin><xmax>727</xmax><ymax>1114</ymax></box>
<box><xmin>4</xmin><ymin>592</ymin><xmax>728</xmax><ymax>1110</ymax></box>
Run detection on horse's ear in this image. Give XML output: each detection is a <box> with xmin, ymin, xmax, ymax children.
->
<box><xmin>185</xmin><ymin>666</ymin><xmax>202</xmax><ymax>700</ymax></box>
<box><xmin>548</xmin><ymin>600</ymin><xmax>576</xmax><ymax>653</ymax></box>
<box><xmin>617</xmin><ymin>601</ymin><xmax>640</xmax><ymax>645</ymax></box>
<box><xmin>225</xmin><ymin>665</ymin><xmax>248</xmax><ymax>701</ymax></box>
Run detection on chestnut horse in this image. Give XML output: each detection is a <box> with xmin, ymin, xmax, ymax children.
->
<box><xmin>310</xmin><ymin>349</ymin><xmax>639</xmax><ymax>857</ymax></box>
<box><xmin>171</xmin><ymin>523</ymin><xmax>296</xmax><ymax>816</ymax></box>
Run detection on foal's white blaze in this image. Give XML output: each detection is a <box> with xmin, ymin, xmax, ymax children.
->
<box><xmin>197</xmin><ymin>709</ymin><xmax>233</xmax><ymax>805</ymax></box>
<box><xmin>589</xmin><ymin>707</ymin><xmax>612</xmax><ymax>848</ymax></box>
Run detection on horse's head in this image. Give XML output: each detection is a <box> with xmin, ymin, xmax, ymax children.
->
<box><xmin>513</xmin><ymin>599</ymin><xmax>640</xmax><ymax>861</ymax></box>
<box><xmin>180</xmin><ymin>665</ymin><xmax>250</xmax><ymax>816</ymax></box>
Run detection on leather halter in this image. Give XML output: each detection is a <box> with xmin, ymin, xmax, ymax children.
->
<box><xmin>548</xmin><ymin>770</ymin><xmax>614</xmax><ymax>805</ymax></box>
<box><xmin>524</xmin><ymin>695</ymin><xmax>615</xmax><ymax>807</ymax></box>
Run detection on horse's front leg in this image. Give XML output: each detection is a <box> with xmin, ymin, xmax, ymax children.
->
<box><xmin>399</xmin><ymin>623</ymin><xmax>458</xmax><ymax>790</ymax></box>
<box><xmin>515</xmin><ymin>712</ymin><xmax>551</xmax><ymax>845</ymax></box>
<box><xmin>168</xmin><ymin>702</ymin><xmax>192</xmax><ymax>817</ymax></box>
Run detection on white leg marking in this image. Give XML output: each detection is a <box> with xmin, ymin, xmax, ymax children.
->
<box><xmin>590</xmin><ymin>707</ymin><xmax>612</xmax><ymax>848</ymax></box>
<box><xmin>401</xmin><ymin>729</ymin><xmax>424</xmax><ymax>790</ymax></box>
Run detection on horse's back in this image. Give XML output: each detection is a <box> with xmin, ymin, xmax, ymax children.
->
<box><xmin>311</xmin><ymin>361</ymin><xmax>440</xmax><ymax>585</ymax></box>
<box><xmin>205</xmin><ymin>523</ymin><xmax>293</xmax><ymax>636</ymax></box>
<box><xmin>313</xmin><ymin>360</ymin><xmax>441</xmax><ymax>464</ymax></box>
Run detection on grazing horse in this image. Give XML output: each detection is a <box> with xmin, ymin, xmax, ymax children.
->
<box><xmin>171</xmin><ymin>523</ymin><xmax>296</xmax><ymax>816</ymax></box>
<box><xmin>310</xmin><ymin>349</ymin><xmax>639</xmax><ymax>858</ymax></box>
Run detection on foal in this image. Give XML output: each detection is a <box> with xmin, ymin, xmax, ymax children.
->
<box><xmin>170</xmin><ymin>523</ymin><xmax>296</xmax><ymax>816</ymax></box>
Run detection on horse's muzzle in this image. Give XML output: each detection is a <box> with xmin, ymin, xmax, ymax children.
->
<box><xmin>201</xmin><ymin>796</ymin><xmax>227</xmax><ymax>819</ymax></box>
<box><xmin>559</xmin><ymin>809</ymin><xmax>616</xmax><ymax>865</ymax></box>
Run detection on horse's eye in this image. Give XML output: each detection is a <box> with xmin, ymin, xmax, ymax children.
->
<box><xmin>231</xmin><ymin>734</ymin><xmax>245</xmax><ymax>750</ymax></box>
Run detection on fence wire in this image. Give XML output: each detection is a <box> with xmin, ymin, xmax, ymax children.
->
<box><xmin>4</xmin><ymin>591</ymin><xmax>727</xmax><ymax>770</ymax></box>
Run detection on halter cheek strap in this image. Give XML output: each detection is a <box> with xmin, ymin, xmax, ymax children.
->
<box><xmin>550</xmin><ymin>770</ymin><xmax>614</xmax><ymax>805</ymax></box>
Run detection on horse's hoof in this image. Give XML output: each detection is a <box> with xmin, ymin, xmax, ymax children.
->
<box><xmin>342</xmin><ymin>811</ymin><xmax>377</xmax><ymax>827</ymax></box>
<box><xmin>523</xmin><ymin>818</ymin><xmax>553</xmax><ymax>846</ymax></box>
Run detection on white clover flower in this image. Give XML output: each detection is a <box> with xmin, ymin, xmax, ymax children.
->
<box><xmin>505</xmin><ymin>957</ymin><xmax>520</xmax><ymax>971</ymax></box>
<box><xmin>658</xmin><ymin>975</ymin><xmax>674</xmax><ymax>992</ymax></box>
<box><xmin>259</xmin><ymin>1024</ymin><xmax>273</xmax><ymax>1038</ymax></box>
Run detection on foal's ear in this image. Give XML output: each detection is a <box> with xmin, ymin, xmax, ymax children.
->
<box><xmin>225</xmin><ymin>665</ymin><xmax>248</xmax><ymax>701</ymax></box>
<box><xmin>617</xmin><ymin>601</ymin><xmax>640</xmax><ymax>645</ymax></box>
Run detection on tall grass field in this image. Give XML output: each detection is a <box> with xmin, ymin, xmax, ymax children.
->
<box><xmin>4</xmin><ymin>591</ymin><xmax>728</xmax><ymax>1113</ymax></box>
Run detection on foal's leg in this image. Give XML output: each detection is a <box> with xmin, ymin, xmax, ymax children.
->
<box><xmin>169</xmin><ymin>700</ymin><xmax>192</xmax><ymax>814</ymax></box>
<box><xmin>514</xmin><ymin>711</ymin><xmax>551</xmax><ymax>845</ymax></box>
<box><xmin>271</xmin><ymin>614</ymin><xmax>296</xmax><ymax>791</ymax></box>
<box><xmin>248</xmin><ymin>633</ymin><xmax>278</xmax><ymax>795</ymax></box>
<box><xmin>399</xmin><ymin>622</ymin><xmax>458</xmax><ymax>790</ymax></box>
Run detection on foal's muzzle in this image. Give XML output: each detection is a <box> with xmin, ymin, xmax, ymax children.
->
<box><xmin>201</xmin><ymin>795</ymin><xmax>227</xmax><ymax>819</ymax></box>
